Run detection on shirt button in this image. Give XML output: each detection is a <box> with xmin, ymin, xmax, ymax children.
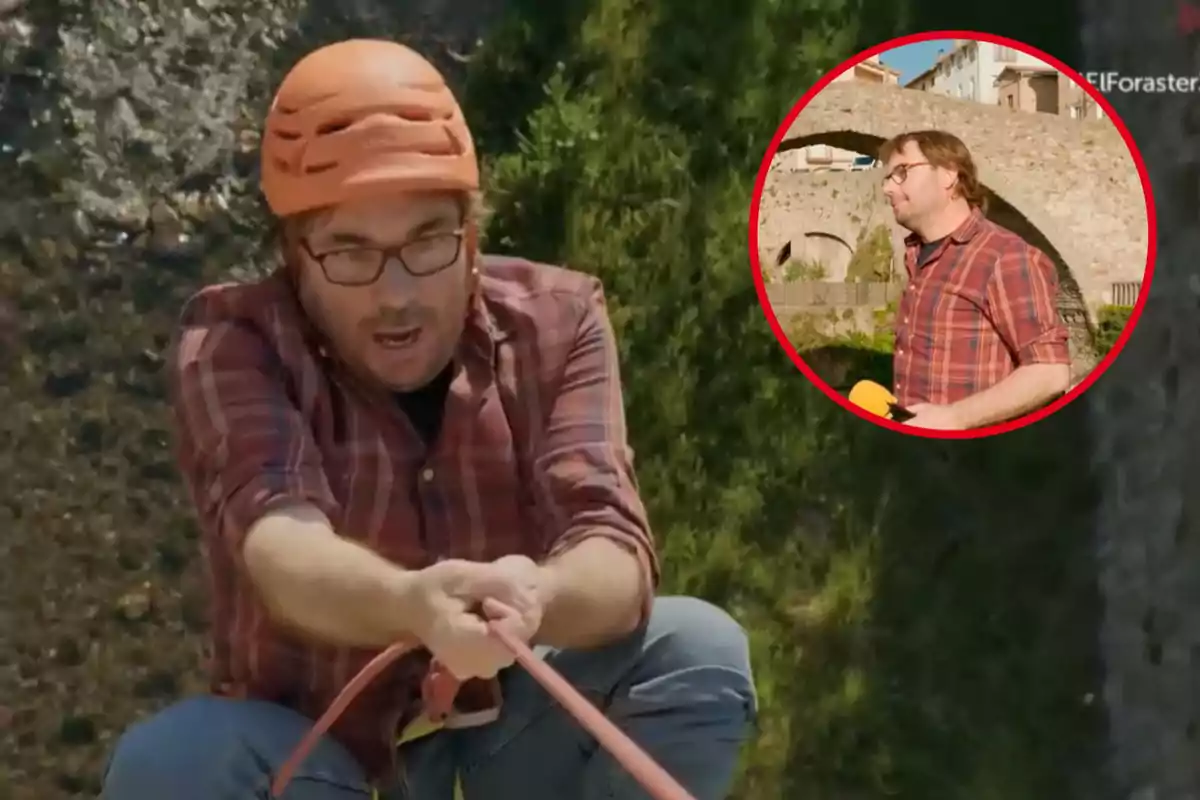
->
<box><xmin>421</xmin><ymin>468</ymin><xmax>434</xmax><ymax>482</ymax></box>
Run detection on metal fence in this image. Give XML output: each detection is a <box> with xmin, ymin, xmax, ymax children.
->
<box><xmin>1110</xmin><ymin>282</ymin><xmax>1141</xmax><ymax>307</ymax></box>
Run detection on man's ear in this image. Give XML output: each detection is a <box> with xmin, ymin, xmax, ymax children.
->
<box><xmin>939</xmin><ymin>166</ymin><xmax>960</xmax><ymax>193</ymax></box>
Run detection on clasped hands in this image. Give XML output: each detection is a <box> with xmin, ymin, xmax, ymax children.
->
<box><xmin>407</xmin><ymin>554</ymin><xmax>553</xmax><ymax>681</ymax></box>
<box><xmin>902</xmin><ymin>402</ymin><xmax>965</xmax><ymax>430</ymax></box>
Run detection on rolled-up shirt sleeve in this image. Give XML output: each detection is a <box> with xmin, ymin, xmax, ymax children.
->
<box><xmin>536</xmin><ymin>279</ymin><xmax>659</xmax><ymax>620</ymax></box>
<box><xmin>986</xmin><ymin>246</ymin><xmax>1070</xmax><ymax>366</ymax></box>
<box><xmin>169</xmin><ymin>290</ymin><xmax>339</xmax><ymax>557</ymax></box>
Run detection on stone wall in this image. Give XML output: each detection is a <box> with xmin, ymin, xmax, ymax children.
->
<box><xmin>779</xmin><ymin>80</ymin><xmax>1151</xmax><ymax>318</ymax></box>
<box><xmin>758</xmin><ymin>166</ymin><xmax>906</xmax><ymax>282</ymax></box>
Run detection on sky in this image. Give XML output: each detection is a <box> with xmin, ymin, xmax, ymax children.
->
<box><xmin>878</xmin><ymin>40</ymin><xmax>953</xmax><ymax>85</ymax></box>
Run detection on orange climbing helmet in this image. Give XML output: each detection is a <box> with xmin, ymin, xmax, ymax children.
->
<box><xmin>260</xmin><ymin>39</ymin><xmax>478</xmax><ymax>218</ymax></box>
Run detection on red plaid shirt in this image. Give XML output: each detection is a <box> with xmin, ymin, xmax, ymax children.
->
<box><xmin>168</xmin><ymin>255</ymin><xmax>658</xmax><ymax>778</ymax></box>
<box><xmin>892</xmin><ymin>208</ymin><xmax>1069</xmax><ymax>407</ymax></box>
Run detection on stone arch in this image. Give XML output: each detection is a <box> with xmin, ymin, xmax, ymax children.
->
<box><xmin>774</xmin><ymin>241</ymin><xmax>791</xmax><ymax>266</ymax></box>
<box><xmin>776</xmin><ymin>231</ymin><xmax>854</xmax><ymax>280</ymax></box>
<box><xmin>757</xmin><ymin>169</ymin><xmax>867</xmax><ymax>282</ymax></box>
<box><xmin>778</xmin><ymin>81</ymin><xmax>1149</xmax><ymax>335</ymax></box>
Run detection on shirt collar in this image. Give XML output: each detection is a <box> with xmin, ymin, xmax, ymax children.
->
<box><xmin>903</xmin><ymin>205</ymin><xmax>985</xmax><ymax>249</ymax></box>
<box><xmin>458</xmin><ymin>279</ymin><xmax>506</xmax><ymax>366</ymax></box>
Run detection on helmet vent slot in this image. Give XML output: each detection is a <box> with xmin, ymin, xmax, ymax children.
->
<box><xmin>316</xmin><ymin>118</ymin><xmax>353</xmax><ymax>136</ymax></box>
<box><xmin>394</xmin><ymin>106</ymin><xmax>435</xmax><ymax>122</ymax></box>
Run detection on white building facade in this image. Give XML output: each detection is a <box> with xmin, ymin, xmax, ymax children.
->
<box><xmin>905</xmin><ymin>40</ymin><xmax>1051</xmax><ymax>105</ymax></box>
<box><xmin>779</xmin><ymin>56</ymin><xmax>900</xmax><ymax>172</ymax></box>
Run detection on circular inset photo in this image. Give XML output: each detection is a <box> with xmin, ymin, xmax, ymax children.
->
<box><xmin>749</xmin><ymin>31</ymin><xmax>1155</xmax><ymax>439</ymax></box>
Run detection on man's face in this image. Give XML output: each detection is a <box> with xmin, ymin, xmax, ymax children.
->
<box><xmin>294</xmin><ymin>191</ymin><xmax>473</xmax><ymax>392</ymax></box>
<box><xmin>881</xmin><ymin>141</ymin><xmax>955</xmax><ymax>229</ymax></box>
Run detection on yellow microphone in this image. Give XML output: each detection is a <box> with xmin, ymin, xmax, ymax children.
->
<box><xmin>848</xmin><ymin>380</ymin><xmax>915</xmax><ymax>422</ymax></box>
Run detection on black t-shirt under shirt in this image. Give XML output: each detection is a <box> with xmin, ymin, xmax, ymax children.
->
<box><xmin>917</xmin><ymin>236</ymin><xmax>946</xmax><ymax>268</ymax></box>
<box><xmin>393</xmin><ymin>362</ymin><xmax>453</xmax><ymax>445</ymax></box>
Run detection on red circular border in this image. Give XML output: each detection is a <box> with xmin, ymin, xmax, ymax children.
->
<box><xmin>748</xmin><ymin>29</ymin><xmax>1158</xmax><ymax>439</ymax></box>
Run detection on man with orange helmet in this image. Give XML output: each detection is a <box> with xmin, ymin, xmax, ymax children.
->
<box><xmin>101</xmin><ymin>40</ymin><xmax>755</xmax><ymax>799</ymax></box>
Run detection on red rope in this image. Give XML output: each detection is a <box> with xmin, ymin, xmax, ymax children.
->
<box><xmin>270</xmin><ymin>621</ymin><xmax>696</xmax><ymax>800</ymax></box>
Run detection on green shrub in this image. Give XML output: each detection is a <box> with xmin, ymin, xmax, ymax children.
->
<box><xmin>1095</xmin><ymin>304</ymin><xmax>1134</xmax><ymax>355</ymax></box>
<box><xmin>789</xmin><ymin>312</ymin><xmax>893</xmax><ymax>392</ymax></box>
<box><xmin>846</xmin><ymin>223</ymin><xmax>895</xmax><ymax>282</ymax></box>
<box><xmin>783</xmin><ymin>258</ymin><xmax>828</xmax><ymax>281</ymax></box>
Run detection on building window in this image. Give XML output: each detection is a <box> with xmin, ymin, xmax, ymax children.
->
<box><xmin>1007</xmin><ymin>95</ymin><xmax>1014</xmax><ymax>108</ymax></box>
<box><xmin>995</xmin><ymin>45</ymin><xmax>1017</xmax><ymax>62</ymax></box>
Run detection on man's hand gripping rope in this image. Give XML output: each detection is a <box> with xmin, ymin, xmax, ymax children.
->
<box><xmin>270</xmin><ymin>606</ymin><xmax>697</xmax><ymax>800</ymax></box>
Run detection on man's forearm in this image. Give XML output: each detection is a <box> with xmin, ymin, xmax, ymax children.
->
<box><xmin>949</xmin><ymin>362</ymin><xmax>1070</xmax><ymax>428</ymax></box>
<box><xmin>241</xmin><ymin>503</ymin><xmax>424</xmax><ymax>648</ymax></box>
<box><xmin>535</xmin><ymin>535</ymin><xmax>645</xmax><ymax>649</ymax></box>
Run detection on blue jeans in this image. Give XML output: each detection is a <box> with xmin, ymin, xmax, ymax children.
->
<box><xmin>101</xmin><ymin>596</ymin><xmax>757</xmax><ymax>799</ymax></box>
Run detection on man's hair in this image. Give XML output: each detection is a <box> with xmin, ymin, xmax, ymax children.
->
<box><xmin>878</xmin><ymin>130</ymin><xmax>987</xmax><ymax>211</ymax></box>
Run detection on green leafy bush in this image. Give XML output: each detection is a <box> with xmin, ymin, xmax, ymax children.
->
<box><xmin>790</xmin><ymin>312</ymin><xmax>894</xmax><ymax>392</ymax></box>
<box><xmin>1095</xmin><ymin>304</ymin><xmax>1134</xmax><ymax>356</ymax></box>
<box><xmin>846</xmin><ymin>223</ymin><xmax>895</xmax><ymax>282</ymax></box>
<box><xmin>782</xmin><ymin>258</ymin><xmax>828</xmax><ymax>281</ymax></box>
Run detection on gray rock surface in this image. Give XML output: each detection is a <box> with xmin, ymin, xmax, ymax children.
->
<box><xmin>1081</xmin><ymin>2</ymin><xmax>1200</xmax><ymax>797</ymax></box>
<box><xmin>0</xmin><ymin>2</ymin><xmax>505</xmax><ymax>796</ymax></box>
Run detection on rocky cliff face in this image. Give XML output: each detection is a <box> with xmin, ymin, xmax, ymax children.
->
<box><xmin>1080</xmin><ymin>2</ymin><xmax>1200</xmax><ymax>797</ymax></box>
<box><xmin>0</xmin><ymin>2</ymin><xmax>502</xmax><ymax>796</ymax></box>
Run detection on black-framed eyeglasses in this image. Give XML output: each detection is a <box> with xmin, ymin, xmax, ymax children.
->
<box><xmin>883</xmin><ymin>162</ymin><xmax>932</xmax><ymax>185</ymax></box>
<box><xmin>300</xmin><ymin>229</ymin><xmax>465</xmax><ymax>286</ymax></box>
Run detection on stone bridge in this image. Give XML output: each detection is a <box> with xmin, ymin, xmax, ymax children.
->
<box><xmin>775</xmin><ymin>80</ymin><xmax>1151</xmax><ymax>323</ymax></box>
<box><xmin>758</xmin><ymin>167</ymin><xmax>899</xmax><ymax>284</ymax></box>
